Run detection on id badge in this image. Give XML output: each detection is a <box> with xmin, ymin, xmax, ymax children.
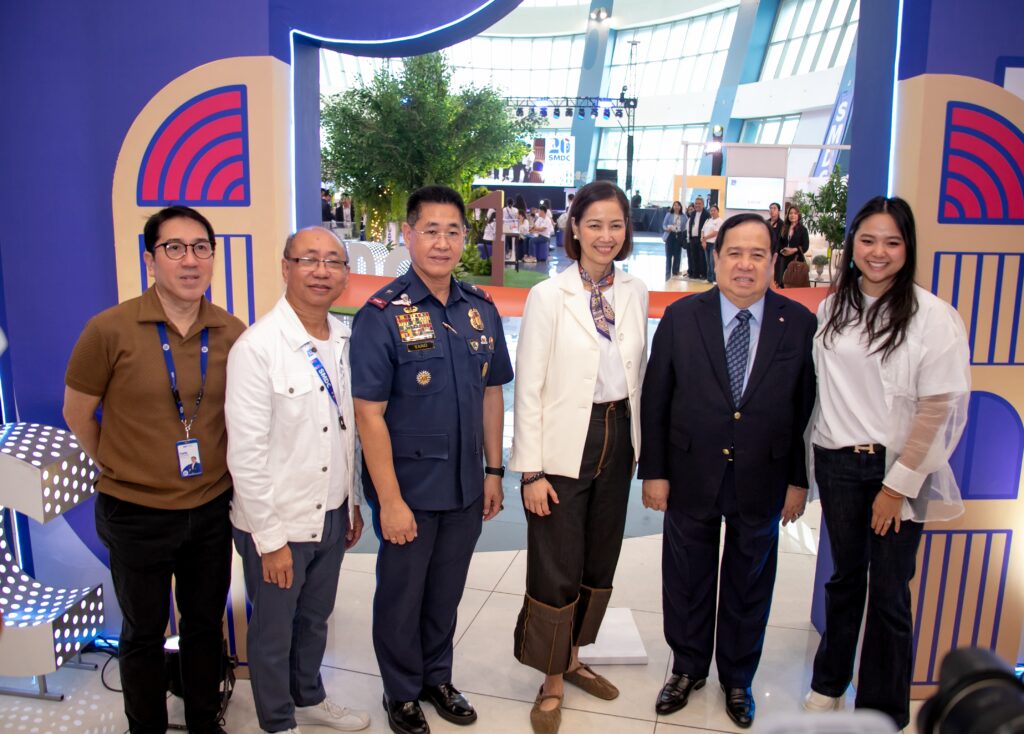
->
<box><xmin>177</xmin><ymin>439</ymin><xmax>203</xmax><ymax>478</ymax></box>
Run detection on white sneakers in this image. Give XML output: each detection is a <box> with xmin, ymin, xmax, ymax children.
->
<box><xmin>294</xmin><ymin>697</ymin><xmax>371</xmax><ymax>731</ymax></box>
<box><xmin>802</xmin><ymin>689</ymin><xmax>845</xmax><ymax>711</ymax></box>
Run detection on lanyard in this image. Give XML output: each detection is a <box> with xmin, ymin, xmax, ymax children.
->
<box><xmin>302</xmin><ymin>341</ymin><xmax>347</xmax><ymax>430</ymax></box>
<box><xmin>156</xmin><ymin>323</ymin><xmax>208</xmax><ymax>438</ymax></box>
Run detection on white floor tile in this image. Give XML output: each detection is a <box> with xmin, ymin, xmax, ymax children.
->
<box><xmin>465</xmin><ymin>549</ymin><xmax>519</xmax><ymax>592</ymax></box>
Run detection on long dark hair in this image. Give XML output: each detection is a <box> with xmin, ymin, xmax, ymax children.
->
<box><xmin>821</xmin><ymin>196</ymin><xmax>919</xmax><ymax>360</ymax></box>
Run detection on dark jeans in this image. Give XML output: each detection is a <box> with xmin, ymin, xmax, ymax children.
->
<box><xmin>687</xmin><ymin>236</ymin><xmax>706</xmax><ymax>278</ymax></box>
<box><xmin>811</xmin><ymin>446</ymin><xmax>923</xmax><ymax>730</ymax></box>
<box><xmin>664</xmin><ymin>233</ymin><xmax>683</xmax><ymax>279</ymax></box>
<box><xmin>235</xmin><ymin>505</ymin><xmax>348</xmax><ymax>732</ymax></box>
<box><xmin>95</xmin><ymin>490</ymin><xmax>233</xmax><ymax>734</ymax></box>
<box><xmin>704</xmin><ymin>242</ymin><xmax>716</xmax><ymax>283</ymax></box>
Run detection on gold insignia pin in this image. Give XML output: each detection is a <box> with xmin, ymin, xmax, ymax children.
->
<box><xmin>404</xmin><ymin>306</ymin><xmax>418</xmax><ymax>313</ymax></box>
<box><xmin>481</xmin><ymin>362</ymin><xmax>489</xmax><ymax>378</ymax></box>
<box><xmin>416</xmin><ymin>370</ymin><xmax>432</xmax><ymax>386</ymax></box>
<box><xmin>468</xmin><ymin>307</ymin><xmax>484</xmax><ymax>331</ymax></box>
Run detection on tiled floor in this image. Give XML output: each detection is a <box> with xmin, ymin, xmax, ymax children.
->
<box><xmin>0</xmin><ymin>500</ymin><xmax>922</xmax><ymax>732</ymax></box>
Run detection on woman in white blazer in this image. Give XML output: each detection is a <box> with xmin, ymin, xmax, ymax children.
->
<box><xmin>510</xmin><ymin>181</ymin><xmax>649</xmax><ymax>734</ymax></box>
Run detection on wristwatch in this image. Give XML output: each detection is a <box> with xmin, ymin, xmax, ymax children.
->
<box><xmin>484</xmin><ymin>465</ymin><xmax>505</xmax><ymax>477</ymax></box>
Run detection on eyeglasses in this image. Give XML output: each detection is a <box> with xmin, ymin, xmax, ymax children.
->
<box><xmin>155</xmin><ymin>239</ymin><xmax>215</xmax><ymax>259</ymax></box>
<box><xmin>413</xmin><ymin>229</ymin><xmax>466</xmax><ymax>244</ymax></box>
<box><xmin>286</xmin><ymin>256</ymin><xmax>350</xmax><ymax>272</ymax></box>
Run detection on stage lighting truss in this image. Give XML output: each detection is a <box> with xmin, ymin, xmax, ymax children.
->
<box><xmin>0</xmin><ymin>422</ymin><xmax>105</xmax><ymax>700</ymax></box>
<box><xmin>503</xmin><ymin>96</ymin><xmax>638</xmax><ymax>127</ymax></box>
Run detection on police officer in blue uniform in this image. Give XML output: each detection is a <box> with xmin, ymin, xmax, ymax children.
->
<box><xmin>351</xmin><ymin>186</ymin><xmax>513</xmax><ymax>734</ymax></box>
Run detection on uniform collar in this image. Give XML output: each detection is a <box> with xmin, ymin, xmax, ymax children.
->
<box><xmin>404</xmin><ymin>267</ymin><xmax>465</xmax><ymax>306</ymax></box>
<box><xmin>136</xmin><ymin>286</ymin><xmax>228</xmax><ymax>335</ymax></box>
<box><xmin>273</xmin><ymin>295</ymin><xmax>350</xmax><ymax>352</ymax></box>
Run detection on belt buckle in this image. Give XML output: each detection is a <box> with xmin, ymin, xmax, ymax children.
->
<box><xmin>853</xmin><ymin>443</ymin><xmax>875</xmax><ymax>454</ymax></box>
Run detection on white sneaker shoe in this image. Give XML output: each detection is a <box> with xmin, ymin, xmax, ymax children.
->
<box><xmin>295</xmin><ymin>698</ymin><xmax>370</xmax><ymax>731</ymax></box>
<box><xmin>265</xmin><ymin>728</ymin><xmax>303</xmax><ymax>734</ymax></box>
<box><xmin>802</xmin><ymin>689</ymin><xmax>845</xmax><ymax>711</ymax></box>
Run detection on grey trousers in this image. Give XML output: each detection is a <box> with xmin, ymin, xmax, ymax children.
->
<box><xmin>234</xmin><ymin>504</ymin><xmax>348</xmax><ymax>733</ymax></box>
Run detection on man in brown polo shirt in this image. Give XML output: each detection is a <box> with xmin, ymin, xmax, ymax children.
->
<box><xmin>64</xmin><ymin>205</ymin><xmax>245</xmax><ymax>734</ymax></box>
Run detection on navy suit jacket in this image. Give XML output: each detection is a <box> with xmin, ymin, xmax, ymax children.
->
<box><xmin>639</xmin><ymin>288</ymin><xmax>816</xmax><ymax>521</ymax></box>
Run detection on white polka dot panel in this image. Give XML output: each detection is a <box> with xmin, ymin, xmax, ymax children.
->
<box><xmin>0</xmin><ymin>422</ymin><xmax>98</xmax><ymax>523</ymax></box>
<box><xmin>0</xmin><ymin>422</ymin><xmax>105</xmax><ymax>676</ymax></box>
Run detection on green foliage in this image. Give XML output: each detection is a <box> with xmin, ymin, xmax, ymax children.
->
<box><xmin>792</xmin><ymin>165</ymin><xmax>848</xmax><ymax>252</ymax></box>
<box><xmin>455</xmin><ymin>240</ymin><xmax>491</xmax><ymax>278</ymax></box>
<box><xmin>812</xmin><ymin>254</ymin><xmax>829</xmax><ymax>266</ymax></box>
<box><xmin>321</xmin><ymin>53</ymin><xmax>536</xmax><ymax>240</ymax></box>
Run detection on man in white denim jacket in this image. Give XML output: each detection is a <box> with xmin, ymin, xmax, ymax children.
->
<box><xmin>226</xmin><ymin>227</ymin><xmax>368</xmax><ymax>734</ymax></box>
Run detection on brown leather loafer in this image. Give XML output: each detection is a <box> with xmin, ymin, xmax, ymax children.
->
<box><xmin>564</xmin><ymin>663</ymin><xmax>619</xmax><ymax>700</ymax></box>
<box><xmin>530</xmin><ymin>685</ymin><xmax>563</xmax><ymax>734</ymax></box>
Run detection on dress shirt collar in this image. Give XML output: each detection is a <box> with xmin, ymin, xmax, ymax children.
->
<box><xmin>719</xmin><ymin>291</ymin><xmax>765</xmax><ymax>330</ymax></box>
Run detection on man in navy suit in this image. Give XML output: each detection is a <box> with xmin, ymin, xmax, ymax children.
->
<box><xmin>639</xmin><ymin>213</ymin><xmax>816</xmax><ymax>729</ymax></box>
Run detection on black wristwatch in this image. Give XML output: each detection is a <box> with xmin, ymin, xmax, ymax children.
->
<box><xmin>484</xmin><ymin>465</ymin><xmax>505</xmax><ymax>477</ymax></box>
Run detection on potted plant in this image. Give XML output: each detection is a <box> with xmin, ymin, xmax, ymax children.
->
<box><xmin>812</xmin><ymin>254</ymin><xmax>829</xmax><ymax>277</ymax></box>
<box><xmin>792</xmin><ymin>165</ymin><xmax>848</xmax><ymax>279</ymax></box>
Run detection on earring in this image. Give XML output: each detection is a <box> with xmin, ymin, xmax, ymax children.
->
<box><xmin>849</xmin><ymin>260</ymin><xmax>855</xmax><ymax>270</ymax></box>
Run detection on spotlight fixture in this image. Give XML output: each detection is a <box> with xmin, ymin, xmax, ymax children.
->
<box><xmin>540</xmin><ymin>107</ymin><xmax>548</xmax><ymax>117</ymax></box>
<box><xmin>603</xmin><ymin>108</ymin><xmax>610</xmax><ymax>119</ymax></box>
<box><xmin>577</xmin><ymin>107</ymin><xmax>585</xmax><ymax>119</ymax></box>
<box><xmin>590</xmin><ymin>106</ymin><xmax>598</xmax><ymax>118</ymax></box>
<box><xmin>516</xmin><ymin>107</ymin><xmax>524</xmax><ymax>117</ymax></box>
<box><xmin>553</xmin><ymin>108</ymin><xmax>561</xmax><ymax>119</ymax></box>
<box><xmin>615</xmin><ymin>109</ymin><xmax>623</xmax><ymax>118</ymax></box>
<box><xmin>566</xmin><ymin>107</ymin><xmax>574</xmax><ymax>117</ymax></box>
<box><xmin>590</xmin><ymin>6</ymin><xmax>609</xmax><ymax>21</ymax></box>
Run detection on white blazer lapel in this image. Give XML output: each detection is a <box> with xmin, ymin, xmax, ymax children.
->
<box><xmin>558</xmin><ymin>266</ymin><xmax>600</xmax><ymax>344</ymax></box>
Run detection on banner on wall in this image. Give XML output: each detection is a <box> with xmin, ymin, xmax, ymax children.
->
<box><xmin>474</xmin><ymin>135</ymin><xmax>574</xmax><ymax>187</ymax></box>
<box><xmin>814</xmin><ymin>88</ymin><xmax>853</xmax><ymax>178</ymax></box>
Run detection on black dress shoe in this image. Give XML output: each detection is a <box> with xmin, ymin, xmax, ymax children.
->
<box><xmin>721</xmin><ymin>684</ymin><xmax>755</xmax><ymax>729</ymax></box>
<box><xmin>383</xmin><ymin>694</ymin><xmax>430</xmax><ymax>734</ymax></box>
<box><xmin>655</xmin><ymin>673</ymin><xmax>706</xmax><ymax>715</ymax></box>
<box><xmin>420</xmin><ymin>682</ymin><xmax>477</xmax><ymax>725</ymax></box>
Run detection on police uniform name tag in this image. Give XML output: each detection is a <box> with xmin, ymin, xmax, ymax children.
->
<box><xmin>395</xmin><ymin>311</ymin><xmax>435</xmax><ymax>342</ymax></box>
<box><xmin>177</xmin><ymin>439</ymin><xmax>203</xmax><ymax>478</ymax></box>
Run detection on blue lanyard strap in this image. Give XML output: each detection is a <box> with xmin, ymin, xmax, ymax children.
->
<box><xmin>156</xmin><ymin>323</ymin><xmax>208</xmax><ymax>438</ymax></box>
<box><xmin>303</xmin><ymin>341</ymin><xmax>346</xmax><ymax>430</ymax></box>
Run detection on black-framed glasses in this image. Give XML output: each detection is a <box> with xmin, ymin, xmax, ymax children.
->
<box><xmin>286</xmin><ymin>256</ymin><xmax>350</xmax><ymax>272</ymax></box>
<box><xmin>155</xmin><ymin>239</ymin><xmax>215</xmax><ymax>260</ymax></box>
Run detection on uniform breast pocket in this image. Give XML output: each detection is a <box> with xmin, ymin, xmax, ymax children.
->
<box><xmin>395</xmin><ymin>343</ymin><xmax>448</xmax><ymax>395</ymax></box>
<box><xmin>272</xmin><ymin>371</ymin><xmax>315</xmax><ymax>424</ymax></box>
<box><xmin>465</xmin><ymin>337</ymin><xmax>493</xmax><ymax>384</ymax></box>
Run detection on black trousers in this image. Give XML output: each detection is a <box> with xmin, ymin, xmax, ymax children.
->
<box><xmin>95</xmin><ymin>490</ymin><xmax>232</xmax><ymax>734</ymax></box>
<box><xmin>664</xmin><ymin>233</ymin><xmax>684</xmax><ymax>279</ymax></box>
<box><xmin>662</xmin><ymin>466</ymin><xmax>780</xmax><ymax>688</ymax></box>
<box><xmin>515</xmin><ymin>400</ymin><xmax>633</xmax><ymax>674</ymax></box>
<box><xmin>687</xmin><ymin>235</ymin><xmax>706</xmax><ymax>278</ymax></box>
<box><xmin>369</xmin><ymin>496</ymin><xmax>483</xmax><ymax>701</ymax></box>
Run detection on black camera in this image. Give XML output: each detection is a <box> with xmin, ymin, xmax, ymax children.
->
<box><xmin>918</xmin><ymin>647</ymin><xmax>1024</xmax><ymax>734</ymax></box>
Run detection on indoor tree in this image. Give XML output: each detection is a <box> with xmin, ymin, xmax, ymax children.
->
<box><xmin>321</xmin><ymin>52</ymin><xmax>536</xmax><ymax>242</ymax></box>
<box><xmin>792</xmin><ymin>164</ymin><xmax>848</xmax><ymax>279</ymax></box>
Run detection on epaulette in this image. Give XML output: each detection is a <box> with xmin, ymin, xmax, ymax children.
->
<box><xmin>461</xmin><ymin>281</ymin><xmax>494</xmax><ymax>304</ymax></box>
<box><xmin>366</xmin><ymin>280</ymin><xmax>407</xmax><ymax>310</ymax></box>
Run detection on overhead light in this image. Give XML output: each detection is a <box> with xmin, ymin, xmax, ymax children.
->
<box><xmin>553</xmin><ymin>108</ymin><xmax>561</xmax><ymax>119</ymax></box>
<box><xmin>590</xmin><ymin>106</ymin><xmax>598</xmax><ymax>118</ymax></box>
<box><xmin>712</xmin><ymin>124</ymin><xmax>725</xmax><ymax>137</ymax></box>
<box><xmin>615</xmin><ymin>109</ymin><xmax>623</xmax><ymax>118</ymax></box>
<box><xmin>590</xmin><ymin>6</ymin><xmax>609</xmax><ymax>21</ymax></box>
<box><xmin>516</xmin><ymin>107</ymin><xmax>523</xmax><ymax>117</ymax></box>
<box><xmin>566</xmin><ymin>107</ymin><xmax>574</xmax><ymax>117</ymax></box>
<box><xmin>577</xmin><ymin>107</ymin><xmax>585</xmax><ymax>119</ymax></box>
<box><xmin>603</xmin><ymin>108</ymin><xmax>610</xmax><ymax>119</ymax></box>
<box><xmin>540</xmin><ymin>107</ymin><xmax>548</xmax><ymax>117</ymax></box>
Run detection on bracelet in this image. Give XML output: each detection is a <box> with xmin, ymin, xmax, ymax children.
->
<box><xmin>521</xmin><ymin>472</ymin><xmax>546</xmax><ymax>486</ymax></box>
<box><xmin>882</xmin><ymin>486</ymin><xmax>903</xmax><ymax>500</ymax></box>
<box><xmin>484</xmin><ymin>465</ymin><xmax>505</xmax><ymax>478</ymax></box>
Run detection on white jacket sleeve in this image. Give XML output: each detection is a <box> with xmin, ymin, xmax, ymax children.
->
<box><xmin>225</xmin><ymin>337</ymin><xmax>289</xmax><ymax>555</ymax></box>
<box><xmin>508</xmin><ymin>286</ymin><xmax>556</xmax><ymax>473</ymax></box>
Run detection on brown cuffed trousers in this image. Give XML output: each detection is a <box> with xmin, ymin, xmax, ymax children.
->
<box><xmin>514</xmin><ymin>400</ymin><xmax>634</xmax><ymax>674</ymax></box>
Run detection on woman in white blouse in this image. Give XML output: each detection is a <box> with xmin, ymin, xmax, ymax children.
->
<box><xmin>510</xmin><ymin>181</ymin><xmax>649</xmax><ymax>734</ymax></box>
<box><xmin>802</xmin><ymin>196</ymin><xmax>970</xmax><ymax>730</ymax></box>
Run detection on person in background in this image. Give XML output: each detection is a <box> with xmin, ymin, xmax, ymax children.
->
<box><xmin>686</xmin><ymin>197</ymin><xmax>710</xmax><ymax>280</ymax></box>
<box><xmin>662</xmin><ymin>201</ymin><xmax>685</xmax><ymax>281</ymax></box>
<box><xmin>775</xmin><ymin>205</ymin><xmax>809</xmax><ymax>288</ymax></box>
<box><xmin>701</xmin><ymin>205</ymin><xmax>724</xmax><ymax>285</ymax></box>
<box><xmin>321</xmin><ymin>189</ymin><xmax>334</xmax><ymax>225</ymax></box>
<box><xmin>511</xmin><ymin>181</ymin><xmax>648</xmax><ymax>734</ymax></box>
<box><xmin>802</xmin><ymin>196</ymin><xmax>970</xmax><ymax>731</ymax></box>
<box><xmin>64</xmin><ymin>206</ymin><xmax>245</xmax><ymax>734</ymax></box>
<box><xmin>766</xmin><ymin>203</ymin><xmax>784</xmax><ymax>286</ymax></box>
<box><xmin>522</xmin><ymin>205</ymin><xmax>554</xmax><ymax>263</ymax></box>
